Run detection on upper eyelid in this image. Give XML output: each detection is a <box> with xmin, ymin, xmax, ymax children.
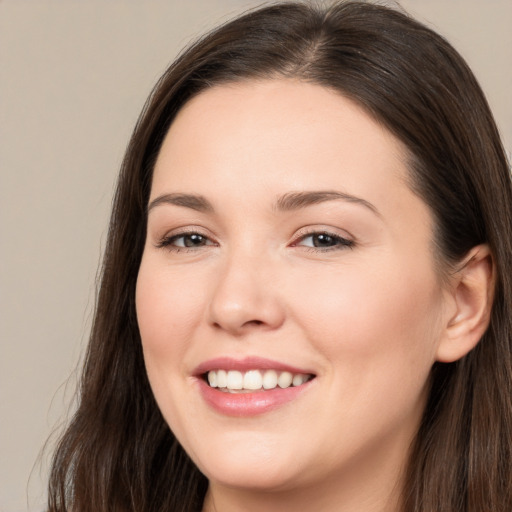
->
<box><xmin>292</xmin><ymin>225</ymin><xmax>354</xmax><ymax>242</ymax></box>
<box><xmin>152</xmin><ymin>227</ymin><xmax>218</xmax><ymax>250</ymax></box>
<box><xmin>170</xmin><ymin>233</ymin><xmax>216</xmax><ymax>246</ymax></box>
<box><xmin>156</xmin><ymin>225</ymin><xmax>216</xmax><ymax>239</ymax></box>
<box><xmin>292</xmin><ymin>233</ymin><xmax>353</xmax><ymax>249</ymax></box>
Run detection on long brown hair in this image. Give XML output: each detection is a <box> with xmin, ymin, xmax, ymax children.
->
<box><xmin>48</xmin><ymin>2</ymin><xmax>512</xmax><ymax>511</ymax></box>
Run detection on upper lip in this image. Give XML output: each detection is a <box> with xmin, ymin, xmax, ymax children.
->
<box><xmin>193</xmin><ymin>356</ymin><xmax>316</xmax><ymax>376</ymax></box>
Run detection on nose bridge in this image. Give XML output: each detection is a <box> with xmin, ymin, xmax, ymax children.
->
<box><xmin>208</xmin><ymin>242</ymin><xmax>284</xmax><ymax>334</ymax></box>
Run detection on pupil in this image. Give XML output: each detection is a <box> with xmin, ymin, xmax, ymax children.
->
<box><xmin>314</xmin><ymin>234</ymin><xmax>335</xmax><ymax>247</ymax></box>
<box><xmin>184</xmin><ymin>234</ymin><xmax>205</xmax><ymax>247</ymax></box>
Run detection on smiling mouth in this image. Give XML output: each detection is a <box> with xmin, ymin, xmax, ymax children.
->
<box><xmin>204</xmin><ymin>369</ymin><xmax>315</xmax><ymax>393</ymax></box>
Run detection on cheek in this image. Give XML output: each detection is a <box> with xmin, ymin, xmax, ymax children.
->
<box><xmin>135</xmin><ymin>256</ymin><xmax>210</xmax><ymax>441</ymax></box>
<box><xmin>293</xmin><ymin>262</ymin><xmax>443</xmax><ymax>449</ymax></box>
<box><xmin>290</xmin><ymin>257</ymin><xmax>443</xmax><ymax>380</ymax></box>
<box><xmin>137</xmin><ymin>257</ymin><xmax>202</xmax><ymax>335</ymax></box>
<box><xmin>135</xmin><ymin>256</ymin><xmax>206</xmax><ymax>377</ymax></box>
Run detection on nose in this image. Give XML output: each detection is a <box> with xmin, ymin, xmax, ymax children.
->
<box><xmin>208</xmin><ymin>251</ymin><xmax>285</xmax><ymax>336</ymax></box>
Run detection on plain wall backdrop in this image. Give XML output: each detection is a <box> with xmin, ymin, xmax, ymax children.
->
<box><xmin>1</xmin><ymin>1</ymin><xmax>510</xmax><ymax>510</ymax></box>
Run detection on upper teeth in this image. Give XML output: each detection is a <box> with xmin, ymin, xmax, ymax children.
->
<box><xmin>207</xmin><ymin>369</ymin><xmax>311</xmax><ymax>391</ymax></box>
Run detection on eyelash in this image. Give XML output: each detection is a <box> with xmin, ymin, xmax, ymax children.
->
<box><xmin>156</xmin><ymin>229</ymin><xmax>354</xmax><ymax>253</ymax></box>
<box><xmin>156</xmin><ymin>230</ymin><xmax>215</xmax><ymax>252</ymax></box>
<box><xmin>292</xmin><ymin>230</ymin><xmax>354</xmax><ymax>252</ymax></box>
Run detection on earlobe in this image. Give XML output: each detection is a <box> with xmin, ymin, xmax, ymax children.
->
<box><xmin>436</xmin><ymin>244</ymin><xmax>495</xmax><ymax>363</ymax></box>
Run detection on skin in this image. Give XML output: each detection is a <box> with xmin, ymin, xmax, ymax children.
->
<box><xmin>135</xmin><ymin>80</ymin><xmax>488</xmax><ymax>512</ymax></box>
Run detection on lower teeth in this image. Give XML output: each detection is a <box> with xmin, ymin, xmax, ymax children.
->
<box><xmin>222</xmin><ymin>388</ymin><xmax>260</xmax><ymax>394</ymax></box>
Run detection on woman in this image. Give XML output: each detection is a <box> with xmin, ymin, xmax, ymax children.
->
<box><xmin>47</xmin><ymin>1</ymin><xmax>512</xmax><ymax>511</ymax></box>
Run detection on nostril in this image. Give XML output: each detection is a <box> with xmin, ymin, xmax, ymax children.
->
<box><xmin>212</xmin><ymin>319</ymin><xmax>264</xmax><ymax>332</ymax></box>
<box><xmin>244</xmin><ymin>319</ymin><xmax>264</xmax><ymax>327</ymax></box>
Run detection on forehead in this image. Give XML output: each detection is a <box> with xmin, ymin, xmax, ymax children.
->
<box><xmin>152</xmin><ymin>80</ymin><xmax>408</xmax><ymax>199</ymax></box>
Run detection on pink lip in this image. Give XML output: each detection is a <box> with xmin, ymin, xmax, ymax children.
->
<box><xmin>196</xmin><ymin>379</ymin><xmax>314</xmax><ymax>417</ymax></box>
<box><xmin>193</xmin><ymin>356</ymin><xmax>316</xmax><ymax>417</ymax></box>
<box><xmin>193</xmin><ymin>356</ymin><xmax>314</xmax><ymax>376</ymax></box>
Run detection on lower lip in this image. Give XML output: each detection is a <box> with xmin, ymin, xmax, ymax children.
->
<box><xmin>196</xmin><ymin>378</ymin><xmax>313</xmax><ymax>417</ymax></box>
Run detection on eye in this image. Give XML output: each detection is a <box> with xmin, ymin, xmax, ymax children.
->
<box><xmin>157</xmin><ymin>232</ymin><xmax>216</xmax><ymax>250</ymax></box>
<box><xmin>294</xmin><ymin>231</ymin><xmax>354</xmax><ymax>251</ymax></box>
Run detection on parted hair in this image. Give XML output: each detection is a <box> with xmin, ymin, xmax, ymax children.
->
<box><xmin>47</xmin><ymin>2</ymin><xmax>512</xmax><ymax>511</ymax></box>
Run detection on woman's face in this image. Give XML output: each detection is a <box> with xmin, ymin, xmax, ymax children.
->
<box><xmin>136</xmin><ymin>80</ymin><xmax>450</xmax><ymax>503</ymax></box>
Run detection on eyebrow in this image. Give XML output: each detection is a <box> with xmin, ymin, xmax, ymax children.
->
<box><xmin>147</xmin><ymin>190</ymin><xmax>380</xmax><ymax>217</ymax></box>
<box><xmin>274</xmin><ymin>190</ymin><xmax>381</xmax><ymax>217</ymax></box>
<box><xmin>148</xmin><ymin>193</ymin><xmax>214</xmax><ymax>213</ymax></box>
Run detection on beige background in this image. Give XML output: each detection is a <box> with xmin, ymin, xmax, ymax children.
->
<box><xmin>1</xmin><ymin>1</ymin><xmax>510</xmax><ymax>510</ymax></box>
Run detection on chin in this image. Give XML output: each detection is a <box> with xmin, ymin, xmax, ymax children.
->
<box><xmin>202</xmin><ymin>462</ymin><xmax>301</xmax><ymax>492</ymax></box>
<box><xmin>190</xmin><ymin>432</ymin><xmax>307</xmax><ymax>492</ymax></box>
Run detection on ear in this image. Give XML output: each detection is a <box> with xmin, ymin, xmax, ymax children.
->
<box><xmin>436</xmin><ymin>244</ymin><xmax>495</xmax><ymax>363</ymax></box>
